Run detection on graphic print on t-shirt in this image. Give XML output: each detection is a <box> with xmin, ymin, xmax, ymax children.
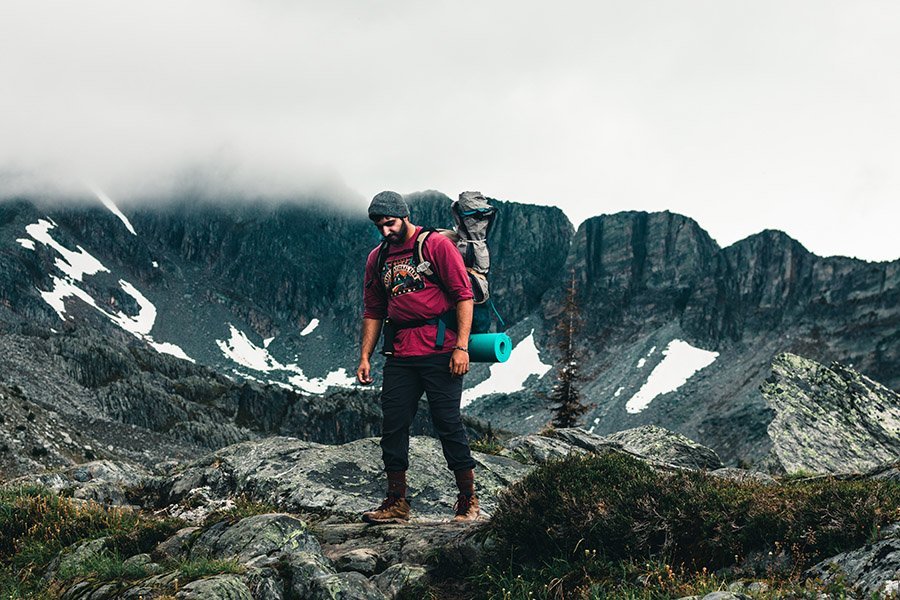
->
<box><xmin>382</xmin><ymin>257</ymin><xmax>425</xmax><ymax>297</ymax></box>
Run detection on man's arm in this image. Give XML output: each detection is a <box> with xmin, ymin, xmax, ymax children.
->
<box><xmin>450</xmin><ymin>299</ymin><xmax>473</xmax><ymax>376</ymax></box>
<box><xmin>357</xmin><ymin>317</ymin><xmax>383</xmax><ymax>384</ymax></box>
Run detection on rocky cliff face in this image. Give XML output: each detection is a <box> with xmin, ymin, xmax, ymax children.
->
<box><xmin>1</xmin><ymin>192</ymin><xmax>897</xmax><ymax>467</ymax></box>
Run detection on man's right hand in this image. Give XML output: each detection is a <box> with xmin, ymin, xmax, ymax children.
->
<box><xmin>356</xmin><ymin>359</ymin><xmax>374</xmax><ymax>385</ymax></box>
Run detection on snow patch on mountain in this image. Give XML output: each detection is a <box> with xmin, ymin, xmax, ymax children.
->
<box><xmin>17</xmin><ymin>238</ymin><xmax>35</xmax><ymax>250</ymax></box>
<box><xmin>40</xmin><ymin>275</ymin><xmax>102</xmax><ymax>320</ymax></box>
<box><xmin>109</xmin><ymin>280</ymin><xmax>156</xmax><ymax>337</ymax></box>
<box><xmin>461</xmin><ymin>330</ymin><xmax>552</xmax><ymax>408</ymax></box>
<box><xmin>217</xmin><ymin>324</ymin><xmax>283</xmax><ymax>372</ymax></box>
<box><xmin>24</xmin><ymin>219</ymin><xmax>193</xmax><ymax>362</ymax></box>
<box><xmin>93</xmin><ymin>187</ymin><xmax>136</xmax><ymax>235</ymax></box>
<box><xmin>25</xmin><ymin>219</ymin><xmax>109</xmax><ymax>281</ymax></box>
<box><xmin>300</xmin><ymin>319</ymin><xmax>319</xmax><ymax>336</ymax></box>
<box><xmin>625</xmin><ymin>339</ymin><xmax>719</xmax><ymax>414</ymax></box>
<box><xmin>149</xmin><ymin>341</ymin><xmax>194</xmax><ymax>362</ymax></box>
<box><xmin>288</xmin><ymin>368</ymin><xmax>356</xmax><ymax>394</ymax></box>
<box><xmin>216</xmin><ymin>323</ymin><xmax>354</xmax><ymax>393</ymax></box>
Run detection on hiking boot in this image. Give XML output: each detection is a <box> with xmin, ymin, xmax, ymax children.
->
<box><xmin>452</xmin><ymin>493</ymin><xmax>480</xmax><ymax>522</ymax></box>
<box><xmin>362</xmin><ymin>495</ymin><xmax>411</xmax><ymax>524</ymax></box>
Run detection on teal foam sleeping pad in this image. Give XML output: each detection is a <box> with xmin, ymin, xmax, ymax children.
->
<box><xmin>468</xmin><ymin>333</ymin><xmax>513</xmax><ymax>363</ymax></box>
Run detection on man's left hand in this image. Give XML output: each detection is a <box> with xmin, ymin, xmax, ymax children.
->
<box><xmin>450</xmin><ymin>348</ymin><xmax>469</xmax><ymax>376</ymax></box>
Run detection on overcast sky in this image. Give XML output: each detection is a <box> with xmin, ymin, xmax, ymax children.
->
<box><xmin>1</xmin><ymin>1</ymin><xmax>898</xmax><ymax>261</ymax></box>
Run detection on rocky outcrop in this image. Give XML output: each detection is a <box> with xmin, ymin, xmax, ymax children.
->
<box><xmin>806</xmin><ymin>524</ymin><xmax>900</xmax><ymax>598</ymax></box>
<box><xmin>504</xmin><ymin>426</ymin><xmax>723</xmax><ymax>470</ymax></box>
<box><xmin>9</xmin><ymin>459</ymin><xmax>145</xmax><ymax>505</ymax></box>
<box><xmin>761</xmin><ymin>353</ymin><xmax>900</xmax><ymax>474</ymax></box>
<box><xmin>14</xmin><ymin>425</ymin><xmax>898</xmax><ymax>600</ymax></box>
<box><xmin>157</xmin><ymin>436</ymin><xmax>529</xmax><ymax>522</ymax></box>
<box><xmin>601</xmin><ymin>425</ymin><xmax>723</xmax><ymax>470</ymax></box>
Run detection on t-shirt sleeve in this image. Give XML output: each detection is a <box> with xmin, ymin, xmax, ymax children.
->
<box><xmin>427</xmin><ymin>234</ymin><xmax>475</xmax><ymax>303</ymax></box>
<box><xmin>363</xmin><ymin>248</ymin><xmax>387</xmax><ymax>320</ymax></box>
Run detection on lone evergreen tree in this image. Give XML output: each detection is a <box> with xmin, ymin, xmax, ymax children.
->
<box><xmin>550</xmin><ymin>271</ymin><xmax>589</xmax><ymax>428</ymax></box>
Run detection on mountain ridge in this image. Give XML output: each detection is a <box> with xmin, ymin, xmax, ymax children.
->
<box><xmin>1</xmin><ymin>192</ymin><xmax>897</xmax><ymax>467</ymax></box>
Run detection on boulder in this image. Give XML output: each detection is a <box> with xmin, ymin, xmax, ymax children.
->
<box><xmin>373</xmin><ymin>563</ymin><xmax>428</xmax><ymax>598</ymax></box>
<box><xmin>761</xmin><ymin>353</ymin><xmax>900</xmax><ymax>474</ymax></box>
<box><xmin>189</xmin><ymin>514</ymin><xmax>320</xmax><ymax>563</ymax></box>
<box><xmin>600</xmin><ymin>425</ymin><xmax>723</xmax><ymax>469</ymax></box>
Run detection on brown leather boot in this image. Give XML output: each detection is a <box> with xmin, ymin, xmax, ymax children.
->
<box><xmin>452</xmin><ymin>493</ymin><xmax>480</xmax><ymax>522</ymax></box>
<box><xmin>362</xmin><ymin>495</ymin><xmax>411</xmax><ymax>524</ymax></box>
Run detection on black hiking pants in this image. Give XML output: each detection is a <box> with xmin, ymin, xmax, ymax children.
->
<box><xmin>380</xmin><ymin>352</ymin><xmax>476</xmax><ymax>473</ymax></box>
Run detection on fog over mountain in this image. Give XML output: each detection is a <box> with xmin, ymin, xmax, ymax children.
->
<box><xmin>2</xmin><ymin>1</ymin><xmax>900</xmax><ymax>260</ymax></box>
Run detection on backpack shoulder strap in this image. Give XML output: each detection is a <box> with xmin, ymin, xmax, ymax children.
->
<box><xmin>415</xmin><ymin>228</ymin><xmax>454</xmax><ymax>295</ymax></box>
<box><xmin>373</xmin><ymin>240</ymin><xmax>390</xmax><ymax>297</ymax></box>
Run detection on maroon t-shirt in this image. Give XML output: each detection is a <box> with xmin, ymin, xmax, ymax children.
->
<box><xmin>363</xmin><ymin>226</ymin><xmax>474</xmax><ymax>357</ymax></box>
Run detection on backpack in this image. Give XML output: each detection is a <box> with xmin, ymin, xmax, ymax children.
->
<box><xmin>374</xmin><ymin>192</ymin><xmax>502</xmax><ymax>354</ymax></box>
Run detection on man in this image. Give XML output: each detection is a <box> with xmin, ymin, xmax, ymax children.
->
<box><xmin>357</xmin><ymin>190</ymin><xmax>479</xmax><ymax>523</ymax></box>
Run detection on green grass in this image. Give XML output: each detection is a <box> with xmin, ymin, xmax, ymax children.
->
<box><xmin>471</xmin><ymin>437</ymin><xmax>506</xmax><ymax>456</ymax></box>
<box><xmin>174</xmin><ymin>557</ymin><xmax>245</xmax><ymax>580</ymax></box>
<box><xmin>55</xmin><ymin>549</ymin><xmax>153</xmax><ymax>581</ymax></box>
<box><xmin>434</xmin><ymin>451</ymin><xmax>900</xmax><ymax>599</ymax></box>
<box><xmin>0</xmin><ymin>484</ymin><xmax>185</xmax><ymax>598</ymax></box>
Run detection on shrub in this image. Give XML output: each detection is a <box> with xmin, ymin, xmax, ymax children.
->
<box><xmin>482</xmin><ymin>451</ymin><xmax>899</xmax><ymax>596</ymax></box>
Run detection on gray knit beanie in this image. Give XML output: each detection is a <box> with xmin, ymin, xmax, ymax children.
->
<box><xmin>368</xmin><ymin>191</ymin><xmax>409</xmax><ymax>220</ymax></box>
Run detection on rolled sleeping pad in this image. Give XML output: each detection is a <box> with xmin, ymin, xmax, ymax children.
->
<box><xmin>468</xmin><ymin>333</ymin><xmax>513</xmax><ymax>363</ymax></box>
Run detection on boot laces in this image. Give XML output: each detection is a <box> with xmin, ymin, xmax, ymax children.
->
<box><xmin>377</xmin><ymin>495</ymin><xmax>403</xmax><ymax>510</ymax></box>
<box><xmin>454</xmin><ymin>493</ymin><xmax>473</xmax><ymax>515</ymax></box>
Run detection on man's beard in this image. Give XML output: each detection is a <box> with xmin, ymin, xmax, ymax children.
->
<box><xmin>385</xmin><ymin>221</ymin><xmax>409</xmax><ymax>246</ymax></box>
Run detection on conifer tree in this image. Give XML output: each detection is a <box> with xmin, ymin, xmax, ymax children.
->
<box><xmin>550</xmin><ymin>271</ymin><xmax>589</xmax><ymax>428</ymax></box>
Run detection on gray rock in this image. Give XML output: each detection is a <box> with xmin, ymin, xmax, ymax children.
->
<box><xmin>548</xmin><ymin>427</ymin><xmax>621</xmax><ymax>454</ymax></box>
<box><xmin>505</xmin><ymin>426</ymin><xmax>724</xmax><ymax>471</ymax></box>
<box><xmin>373</xmin><ymin>563</ymin><xmax>428</xmax><ymax>599</ymax></box>
<box><xmin>700</xmin><ymin>593</ymin><xmax>751</xmax><ymax>600</ymax></box>
<box><xmin>317</xmin><ymin>521</ymin><xmax>479</xmax><ymax>570</ymax></box>
<box><xmin>745</xmin><ymin>581</ymin><xmax>770</xmax><ymax>594</ymax></box>
<box><xmin>333</xmin><ymin>547</ymin><xmax>381</xmax><ymax>575</ymax></box>
<box><xmin>190</xmin><ymin>513</ymin><xmax>320</xmax><ymax>563</ymax></box>
<box><xmin>600</xmin><ymin>425</ymin><xmax>724</xmax><ymax>470</ymax></box>
<box><xmin>162</xmin><ymin>435</ymin><xmax>529</xmax><ymax>521</ymax></box>
<box><xmin>806</xmin><ymin>534</ymin><xmax>900</xmax><ymax>597</ymax></box>
<box><xmin>708</xmin><ymin>467</ymin><xmax>778</xmax><ymax>485</ymax></box>
<box><xmin>175</xmin><ymin>574</ymin><xmax>253</xmax><ymax>599</ymax></box>
<box><xmin>9</xmin><ymin>459</ymin><xmax>146</xmax><ymax>505</ymax></box>
<box><xmin>761</xmin><ymin>353</ymin><xmax>900</xmax><ymax>474</ymax></box>
<box><xmin>288</xmin><ymin>551</ymin><xmax>386</xmax><ymax>600</ymax></box>
<box><xmin>155</xmin><ymin>526</ymin><xmax>201</xmax><ymax>559</ymax></box>
<box><xmin>52</xmin><ymin>537</ymin><xmax>108</xmax><ymax>581</ymax></box>
<box><xmin>121</xmin><ymin>553</ymin><xmax>162</xmax><ymax>575</ymax></box>
<box><xmin>245</xmin><ymin>567</ymin><xmax>285</xmax><ymax>600</ymax></box>
<box><xmin>503</xmin><ymin>432</ymin><xmax>588</xmax><ymax>464</ymax></box>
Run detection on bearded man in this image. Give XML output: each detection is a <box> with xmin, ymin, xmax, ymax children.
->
<box><xmin>356</xmin><ymin>190</ymin><xmax>479</xmax><ymax>523</ymax></box>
